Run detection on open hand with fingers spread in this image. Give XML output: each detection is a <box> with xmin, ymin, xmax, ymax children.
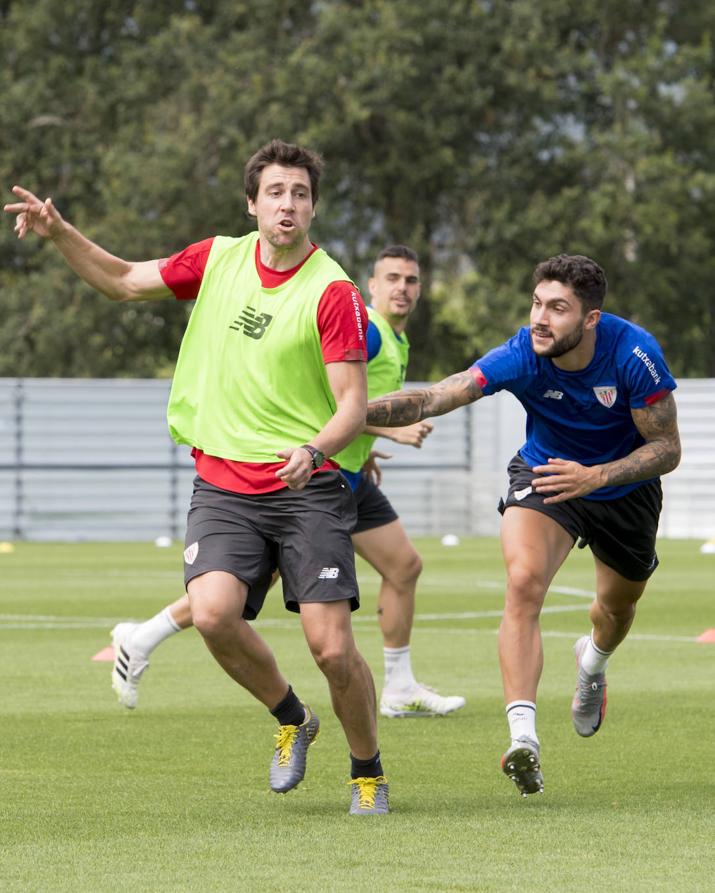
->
<box><xmin>362</xmin><ymin>449</ymin><xmax>392</xmax><ymax>486</ymax></box>
<box><xmin>4</xmin><ymin>185</ymin><xmax>65</xmax><ymax>240</ymax></box>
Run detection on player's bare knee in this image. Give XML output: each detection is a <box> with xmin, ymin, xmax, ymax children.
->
<box><xmin>600</xmin><ymin>601</ymin><xmax>637</xmax><ymax>628</ymax></box>
<box><xmin>404</xmin><ymin>549</ymin><xmax>423</xmax><ymax>582</ymax></box>
<box><xmin>505</xmin><ymin>566</ymin><xmax>548</xmax><ymax>610</ymax></box>
<box><xmin>191</xmin><ymin>602</ymin><xmax>233</xmax><ymax>640</ymax></box>
<box><xmin>309</xmin><ymin>639</ymin><xmax>354</xmax><ymax>682</ymax></box>
<box><xmin>384</xmin><ymin>548</ymin><xmax>422</xmax><ymax>587</ymax></box>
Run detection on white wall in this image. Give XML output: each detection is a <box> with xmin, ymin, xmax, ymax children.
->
<box><xmin>0</xmin><ymin>378</ymin><xmax>712</xmax><ymax>541</ymax></box>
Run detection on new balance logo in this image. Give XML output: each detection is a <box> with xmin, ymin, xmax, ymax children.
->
<box><xmin>542</xmin><ymin>389</ymin><xmax>563</xmax><ymax>400</ymax></box>
<box><xmin>229</xmin><ymin>307</ymin><xmax>273</xmax><ymax>339</ymax></box>
<box><xmin>318</xmin><ymin>567</ymin><xmax>340</xmax><ymax>580</ymax></box>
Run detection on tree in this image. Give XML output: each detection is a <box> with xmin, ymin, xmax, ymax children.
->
<box><xmin>1</xmin><ymin>0</ymin><xmax>714</xmax><ymax>378</ymax></box>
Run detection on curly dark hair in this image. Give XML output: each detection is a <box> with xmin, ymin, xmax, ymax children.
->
<box><xmin>533</xmin><ymin>254</ymin><xmax>607</xmax><ymax>311</ymax></box>
<box><xmin>244</xmin><ymin>139</ymin><xmax>324</xmax><ymax>206</ymax></box>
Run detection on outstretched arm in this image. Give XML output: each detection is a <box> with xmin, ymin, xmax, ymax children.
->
<box><xmin>4</xmin><ymin>185</ymin><xmax>172</xmax><ymax>302</ymax></box>
<box><xmin>365</xmin><ymin>369</ymin><xmax>484</xmax><ymax>426</ymax></box>
<box><xmin>532</xmin><ymin>392</ymin><xmax>681</xmax><ymax>503</ymax></box>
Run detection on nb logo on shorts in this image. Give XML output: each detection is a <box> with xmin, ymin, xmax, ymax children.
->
<box><xmin>318</xmin><ymin>567</ymin><xmax>340</xmax><ymax>580</ymax></box>
<box><xmin>229</xmin><ymin>307</ymin><xmax>273</xmax><ymax>340</ymax></box>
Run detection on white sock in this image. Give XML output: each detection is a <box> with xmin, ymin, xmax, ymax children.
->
<box><xmin>129</xmin><ymin>607</ymin><xmax>182</xmax><ymax>656</ymax></box>
<box><xmin>383</xmin><ymin>646</ymin><xmax>417</xmax><ymax>691</ymax></box>
<box><xmin>506</xmin><ymin>700</ymin><xmax>538</xmax><ymax>745</ymax></box>
<box><xmin>581</xmin><ymin>633</ymin><xmax>612</xmax><ymax>675</ymax></box>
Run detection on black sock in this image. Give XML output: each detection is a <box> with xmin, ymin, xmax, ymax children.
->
<box><xmin>270</xmin><ymin>685</ymin><xmax>305</xmax><ymax>727</ymax></box>
<box><xmin>350</xmin><ymin>751</ymin><xmax>383</xmax><ymax>779</ymax></box>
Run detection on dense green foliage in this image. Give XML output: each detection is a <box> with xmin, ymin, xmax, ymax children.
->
<box><xmin>1</xmin><ymin>1</ymin><xmax>714</xmax><ymax>378</ymax></box>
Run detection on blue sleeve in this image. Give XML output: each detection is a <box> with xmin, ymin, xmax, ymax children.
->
<box><xmin>366</xmin><ymin>320</ymin><xmax>382</xmax><ymax>362</ymax></box>
<box><xmin>471</xmin><ymin>328</ymin><xmax>532</xmax><ymax>396</ymax></box>
<box><xmin>622</xmin><ymin>332</ymin><xmax>677</xmax><ymax>408</ymax></box>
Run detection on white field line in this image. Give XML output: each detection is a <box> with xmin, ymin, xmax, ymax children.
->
<box><xmin>0</xmin><ymin>605</ymin><xmax>587</xmax><ymax>629</ymax></box>
<box><xmin>0</xmin><ymin>581</ymin><xmax>703</xmax><ymax>642</ymax></box>
<box><xmin>0</xmin><ymin>595</ymin><xmax>590</xmax><ymax>630</ymax></box>
<box><xmin>0</xmin><ymin>609</ymin><xmax>702</xmax><ymax>643</ymax></box>
<box><xmin>409</xmin><ymin>628</ymin><xmax>699</xmax><ymax>643</ymax></box>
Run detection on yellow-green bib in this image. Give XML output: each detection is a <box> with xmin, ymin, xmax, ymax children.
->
<box><xmin>167</xmin><ymin>232</ymin><xmax>355</xmax><ymax>461</ymax></box>
<box><xmin>333</xmin><ymin>305</ymin><xmax>410</xmax><ymax>473</ymax></box>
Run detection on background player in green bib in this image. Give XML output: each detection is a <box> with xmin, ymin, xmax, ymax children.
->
<box><xmin>337</xmin><ymin>246</ymin><xmax>466</xmax><ymax>718</ymax></box>
<box><xmin>5</xmin><ymin>140</ymin><xmax>389</xmax><ymax>815</ymax></box>
<box><xmin>105</xmin><ymin>246</ymin><xmax>465</xmax><ymax>720</ymax></box>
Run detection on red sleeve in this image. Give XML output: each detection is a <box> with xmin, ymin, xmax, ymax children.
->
<box><xmin>644</xmin><ymin>387</ymin><xmax>672</xmax><ymax>406</ymax></box>
<box><xmin>316</xmin><ymin>281</ymin><xmax>368</xmax><ymax>363</ymax></box>
<box><xmin>470</xmin><ymin>366</ymin><xmax>488</xmax><ymax>389</ymax></box>
<box><xmin>158</xmin><ymin>237</ymin><xmax>215</xmax><ymax>300</ymax></box>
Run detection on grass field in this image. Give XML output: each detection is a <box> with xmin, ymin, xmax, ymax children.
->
<box><xmin>0</xmin><ymin>538</ymin><xmax>712</xmax><ymax>892</ymax></box>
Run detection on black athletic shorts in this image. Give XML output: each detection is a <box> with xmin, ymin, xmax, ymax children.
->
<box><xmin>498</xmin><ymin>453</ymin><xmax>662</xmax><ymax>582</ymax></box>
<box><xmin>183</xmin><ymin>471</ymin><xmax>359</xmax><ymax>619</ymax></box>
<box><xmin>351</xmin><ymin>473</ymin><xmax>399</xmax><ymax>534</ymax></box>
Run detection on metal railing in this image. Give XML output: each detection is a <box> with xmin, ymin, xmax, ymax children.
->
<box><xmin>1</xmin><ymin>378</ymin><xmax>712</xmax><ymax>541</ymax></box>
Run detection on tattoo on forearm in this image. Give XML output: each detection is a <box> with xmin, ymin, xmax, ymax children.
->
<box><xmin>601</xmin><ymin>393</ymin><xmax>681</xmax><ymax>486</ymax></box>
<box><xmin>365</xmin><ymin>370</ymin><xmax>482</xmax><ymax>427</ymax></box>
<box><xmin>365</xmin><ymin>392</ymin><xmax>427</xmax><ymax>426</ymax></box>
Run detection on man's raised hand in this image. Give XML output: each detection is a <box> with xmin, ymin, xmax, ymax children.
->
<box><xmin>4</xmin><ymin>185</ymin><xmax>64</xmax><ymax>240</ymax></box>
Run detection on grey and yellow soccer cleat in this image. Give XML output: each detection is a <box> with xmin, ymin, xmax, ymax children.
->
<box><xmin>269</xmin><ymin>704</ymin><xmax>320</xmax><ymax>793</ymax></box>
<box><xmin>349</xmin><ymin>776</ymin><xmax>390</xmax><ymax>815</ymax></box>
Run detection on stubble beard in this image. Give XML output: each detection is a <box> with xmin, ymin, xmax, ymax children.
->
<box><xmin>531</xmin><ymin>324</ymin><xmax>584</xmax><ymax>358</ymax></box>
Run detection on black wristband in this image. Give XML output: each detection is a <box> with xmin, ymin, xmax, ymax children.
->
<box><xmin>300</xmin><ymin>444</ymin><xmax>325</xmax><ymax>469</ymax></box>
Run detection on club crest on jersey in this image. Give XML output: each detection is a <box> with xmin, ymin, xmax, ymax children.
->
<box><xmin>593</xmin><ymin>386</ymin><xmax>617</xmax><ymax>408</ymax></box>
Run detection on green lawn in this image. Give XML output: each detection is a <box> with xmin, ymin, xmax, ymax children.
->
<box><xmin>0</xmin><ymin>539</ymin><xmax>712</xmax><ymax>892</ymax></box>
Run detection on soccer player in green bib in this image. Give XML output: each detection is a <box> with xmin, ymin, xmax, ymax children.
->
<box><xmin>107</xmin><ymin>246</ymin><xmax>466</xmax><ymax>721</ymax></box>
<box><xmin>4</xmin><ymin>140</ymin><xmax>389</xmax><ymax>815</ymax></box>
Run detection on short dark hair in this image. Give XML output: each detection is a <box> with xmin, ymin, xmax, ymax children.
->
<box><xmin>375</xmin><ymin>244</ymin><xmax>419</xmax><ymax>265</ymax></box>
<box><xmin>533</xmin><ymin>254</ymin><xmax>607</xmax><ymax>311</ymax></box>
<box><xmin>244</xmin><ymin>139</ymin><xmax>324</xmax><ymax>206</ymax></box>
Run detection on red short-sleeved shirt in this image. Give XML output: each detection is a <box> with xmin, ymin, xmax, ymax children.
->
<box><xmin>159</xmin><ymin>237</ymin><xmax>367</xmax><ymax>493</ymax></box>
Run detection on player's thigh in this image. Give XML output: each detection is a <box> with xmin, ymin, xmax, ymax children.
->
<box><xmin>500</xmin><ymin>505</ymin><xmax>574</xmax><ymax>593</ymax></box>
<box><xmin>352</xmin><ymin>519</ymin><xmax>420</xmax><ymax>580</ymax></box>
<box><xmin>300</xmin><ymin>599</ymin><xmax>355</xmax><ymax>656</ymax></box>
<box><xmin>593</xmin><ymin>556</ymin><xmax>648</xmax><ymax>614</ymax></box>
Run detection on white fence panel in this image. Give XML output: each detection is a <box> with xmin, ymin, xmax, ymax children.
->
<box><xmin>0</xmin><ymin>378</ymin><xmax>712</xmax><ymax>541</ymax></box>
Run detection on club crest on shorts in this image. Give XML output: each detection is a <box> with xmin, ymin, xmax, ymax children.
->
<box><xmin>593</xmin><ymin>385</ymin><xmax>617</xmax><ymax>408</ymax></box>
<box><xmin>184</xmin><ymin>541</ymin><xmax>199</xmax><ymax>565</ymax></box>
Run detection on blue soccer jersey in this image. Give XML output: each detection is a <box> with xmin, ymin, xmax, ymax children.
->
<box><xmin>473</xmin><ymin>313</ymin><xmax>677</xmax><ymax>500</ymax></box>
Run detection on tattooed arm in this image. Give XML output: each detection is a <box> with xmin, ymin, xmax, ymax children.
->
<box><xmin>601</xmin><ymin>392</ymin><xmax>681</xmax><ymax>485</ymax></box>
<box><xmin>532</xmin><ymin>392</ymin><xmax>681</xmax><ymax>503</ymax></box>
<box><xmin>365</xmin><ymin>369</ymin><xmax>484</xmax><ymax>426</ymax></box>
